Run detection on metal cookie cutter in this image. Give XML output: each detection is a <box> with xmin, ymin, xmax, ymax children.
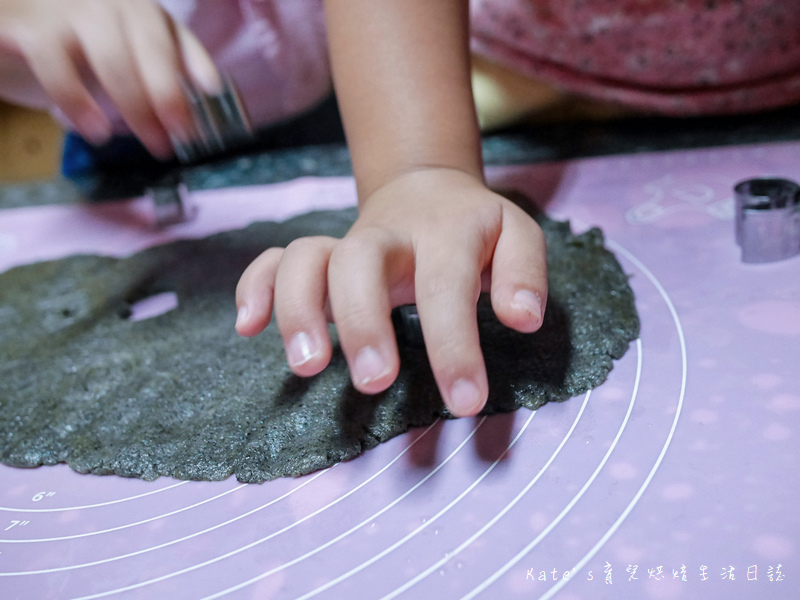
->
<box><xmin>734</xmin><ymin>177</ymin><xmax>800</xmax><ymax>263</ymax></box>
<box><xmin>392</xmin><ymin>304</ymin><xmax>425</xmax><ymax>349</ymax></box>
<box><xmin>144</xmin><ymin>176</ymin><xmax>196</xmax><ymax>229</ymax></box>
<box><xmin>171</xmin><ymin>78</ymin><xmax>254</xmax><ymax>164</ymax></box>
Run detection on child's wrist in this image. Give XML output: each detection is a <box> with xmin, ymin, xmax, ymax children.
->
<box><xmin>355</xmin><ymin>159</ymin><xmax>485</xmax><ymax>204</ymax></box>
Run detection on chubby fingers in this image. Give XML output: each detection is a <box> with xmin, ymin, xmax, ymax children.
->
<box><xmin>19</xmin><ymin>35</ymin><xmax>113</xmax><ymax>146</ymax></box>
<box><xmin>272</xmin><ymin>237</ymin><xmax>336</xmax><ymax>377</ymax></box>
<box><xmin>10</xmin><ymin>9</ymin><xmax>114</xmax><ymax>146</ymax></box>
<box><xmin>415</xmin><ymin>233</ymin><xmax>489</xmax><ymax>418</ymax></box>
<box><xmin>7</xmin><ymin>1</ymin><xmax>219</xmax><ymax>154</ymax></box>
<box><xmin>173</xmin><ymin>20</ymin><xmax>222</xmax><ymax>96</ymax></box>
<box><xmin>74</xmin><ymin>4</ymin><xmax>183</xmax><ymax>158</ymax></box>
<box><xmin>236</xmin><ymin>238</ymin><xmax>338</xmax><ymax>378</ymax></box>
<box><xmin>327</xmin><ymin>230</ymin><xmax>406</xmax><ymax>395</ymax></box>
<box><xmin>490</xmin><ymin>202</ymin><xmax>548</xmax><ymax>333</ymax></box>
<box><xmin>123</xmin><ymin>4</ymin><xmax>222</xmax><ymax>151</ymax></box>
<box><xmin>121</xmin><ymin>3</ymin><xmax>197</xmax><ymax>151</ymax></box>
<box><xmin>35</xmin><ymin>1</ymin><xmax>219</xmax><ymax>159</ymax></box>
<box><xmin>235</xmin><ymin>247</ymin><xmax>283</xmax><ymax>337</ymax></box>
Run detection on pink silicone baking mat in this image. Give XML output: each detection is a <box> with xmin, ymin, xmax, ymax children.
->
<box><xmin>1</xmin><ymin>141</ymin><xmax>797</xmax><ymax>599</ymax></box>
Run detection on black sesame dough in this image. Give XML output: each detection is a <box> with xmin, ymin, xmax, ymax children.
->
<box><xmin>0</xmin><ymin>206</ymin><xmax>638</xmax><ymax>483</ymax></box>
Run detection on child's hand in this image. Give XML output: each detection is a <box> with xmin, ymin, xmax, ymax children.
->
<box><xmin>0</xmin><ymin>0</ymin><xmax>220</xmax><ymax>157</ymax></box>
<box><xmin>235</xmin><ymin>168</ymin><xmax>548</xmax><ymax>417</ymax></box>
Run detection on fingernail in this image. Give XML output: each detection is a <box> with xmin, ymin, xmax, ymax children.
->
<box><xmin>168</xmin><ymin>123</ymin><xmax>194</xmax><ymax>146</ymax></box>
<box><xmin>353</xmin><ymin>346</ymin><xmax>388</xmax><ymax>386</ymax></box>
<box><xmin>287</xmin><ymin>332</ymin><xmax>319</xmax><ymax>367</ymax></box>
<box><xmin>512</xmin><ymin>289</ymin><xmax>542</xmax><ymax>322</ymax></box>
<box><xmin>80</xmin><ymin>117</ymin><xmax>112</xmax><ymax>146</ymax></box>
<box><xmin>192</xmin><ymin>69</ymin><xmax>224</xmax><ymax>96</ymax></box>
<box><xmin>149</xmin><ymin>138</ymin><xmax>175</xmax><ymax>161</ymax></box>
<box><xmin>235</xmin><ymin>305</ymin><xmax>249</xmax><ymax>328</ymax></box>
<box><xmin>450</xmin><ymin>378</ymin><xmax>483</xmax><ymax>416</ymax></box>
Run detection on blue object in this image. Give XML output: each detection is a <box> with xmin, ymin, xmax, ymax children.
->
<box><xmin>61</xmin><ymin>132</ymin><xmax>158</xmax><ymax>178</ymax></box>
<box><xmin>60</xmin><ymin>133</ymin><xmax>96</xmax><ymax>177</ymax></box>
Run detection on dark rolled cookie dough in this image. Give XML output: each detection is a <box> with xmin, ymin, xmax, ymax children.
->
<box><xmin>0</xmin><ymin>205</ymin><xmax>639</xmax><ymax>483</ymax></box>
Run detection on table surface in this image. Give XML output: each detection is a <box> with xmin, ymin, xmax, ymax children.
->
<box><xmin>0</xmin><ymin>140</ymin><xmax>798</xmax><ymax>600</ymax></box>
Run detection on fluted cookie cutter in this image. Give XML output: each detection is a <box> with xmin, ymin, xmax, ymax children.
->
<box><xmin>734</xmin><ymin>177</ymin><xmax>800</xmax><ymax>263</ymax></box>
<box><xmin>171</xmin><ymin>78</ymin><xmax>254</xmax><ymax>164</ymax></box>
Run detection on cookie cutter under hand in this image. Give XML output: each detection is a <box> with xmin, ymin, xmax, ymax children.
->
<box><xmin>171</xmin><ymin>78</ymin><xmax>254</xmax><ymax>164</ymax></box>
<box><xmin>734</xmin><ymin>177</ymin><xmax>800</xmax><ymax>263</ymax></box>
<box><xmin>392</xmin><ymin>304</ymin><xmax>425</xmax><ymax>349</ymax></box>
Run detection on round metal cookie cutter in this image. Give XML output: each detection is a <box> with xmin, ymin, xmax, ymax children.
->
<box><xmin>734</xmin><ymin>177</ymin><xmax>800</xmax><ymax>263</ymax></box>
<box><xmin>171</xmin><ymin>78</ymin><xmax>254</xmax><ymax>164</ymax></box>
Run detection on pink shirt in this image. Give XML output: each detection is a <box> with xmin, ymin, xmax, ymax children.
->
<box><xmin>470</xmin><ymin>0</ymin><xmax>800</xmax><ymax>115</ymax></box>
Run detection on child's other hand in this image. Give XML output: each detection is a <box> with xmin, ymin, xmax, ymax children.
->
<box><xmin>235</xmin><ymin>169</ymin><xmax>548</xmax><ymax>417</ymax></box>
<box><xmin>0</xmin><ymin>0</ymin><xmax>220</xmax><ymax>158</ymax></box>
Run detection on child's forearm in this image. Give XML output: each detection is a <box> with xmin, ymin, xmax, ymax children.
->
<box><xmin>324</xmin><ymin>0</ymin><xmax>483</xmax><ymax>199</ymax></box>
